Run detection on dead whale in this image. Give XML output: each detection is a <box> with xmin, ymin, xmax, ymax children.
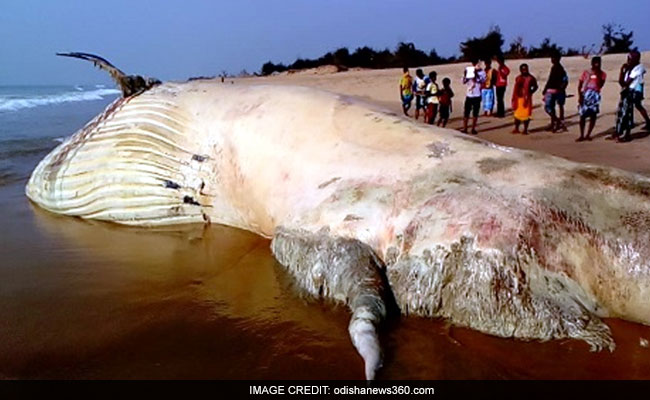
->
<box><xmin>26</xmin><ymin>55</ymin><xmax>650</xmax><ymax>379</ymax></box>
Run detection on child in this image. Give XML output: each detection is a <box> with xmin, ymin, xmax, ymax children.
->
<box><xmin>494</xmin><ymin>54</ymin><xmax>510</xmax><ymax>118</ymax></box>
<box><xmin>413</xmin><ymin>69</ymin><xmax>429</xmax><ymax>121</ymax></box>
<box><xmin>482</xmin><ymin>59</ymin><xmax>497</xmax><ymax>116</ymax></box>
<box><xmin>437</xmin><ymin>78</ymin><xmax>454</xmax><ymax>127</ymax></box>
<box><xmin>399</xmin><ymin>67</ymin><xmax>414</xmax><ymax>116</ymax></box>
<box><xmin>425</xmin><ymin>71</ymin><xmax>439</xmax><ymax>125</ymax></box>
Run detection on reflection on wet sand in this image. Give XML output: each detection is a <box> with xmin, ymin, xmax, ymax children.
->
<box><xmin>1</xmin><ymin>181</ymin><xmax>650</xmax><ymax>379</ymax></box>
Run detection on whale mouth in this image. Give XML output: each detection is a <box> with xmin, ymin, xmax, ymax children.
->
<box><xmin>25</xmin><ymin>92</ymin><xmax>212</xmax><ymax>226</ymax></box>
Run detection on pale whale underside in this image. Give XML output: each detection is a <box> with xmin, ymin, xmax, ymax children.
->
<box><xmin>26</xmin><ymin>79</ymin><xmax>650</xmax><ymax>379</ymax></box>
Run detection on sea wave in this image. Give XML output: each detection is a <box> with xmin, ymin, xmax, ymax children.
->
<box><xmin>0</xmin><ymin>88</ymin><xmax>120</xmax><ymax>113</ymax></box>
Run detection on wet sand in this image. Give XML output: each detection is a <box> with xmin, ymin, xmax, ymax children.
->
<box><xmin>3</xmin><ymin>53</ymin><xmax>650</xmax><ymax>379</ymax></box>
<box><xmin>2</xmin><ymin>172</ymin><xmax>650</xmax><ymax>379</ymax></box>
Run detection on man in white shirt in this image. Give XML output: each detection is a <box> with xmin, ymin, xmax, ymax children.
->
<box><xmin>616</xmin><ymin>50</ymin><xmax>650</xmax><ymax>141</ymax></box>
<box><xmin>461</xmin><ymin>58</ymin><xmax>486</xmax><ymax>135</ymax></box>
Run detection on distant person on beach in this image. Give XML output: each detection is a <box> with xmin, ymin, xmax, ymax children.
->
<box><xmin>494</xmin><ymin>54</ymin><xmax>510</xmax><ymax>118</ymax></box>
<box><xmin>414</xmin><ymin>69</ymin><xmax>429</xmax><ymax>121</ymax></box>
<box><xmin>576</xmin><ymin>56</ymin><xmax>607</xmax><ymax>142</ymax></box>
<box><xmin>615</xmin><ymin>50</ymin><xmax>650</xmax><ymax>142</ymax></box>
<box><xmin>399</xmin><ymin>67</ymin><xmax>414</xmax><ymax>116</ymax></box>
<box><xmin>511</xmin><ymin>63</ymin><xmax>538</xmax><ymax>135</ymax></box>
<box><xmin>461</xmin><ymin>59</ymin><xmax>486</xmax><ymax>134</ymax></box>
<box><xmin>542</xmin><ymin>51</ymin><xmax>569</xmax><ymax>132</ymax></box>
<box><xmin>425</xmin><ymin>71</ymin><xmax>439</xmax><ymax>125</ymax></box>
<box><xmin>437</xmin><ymin>78</ymin><xmax>454</xmax><ymax>127</ymax></box>
<box><xmin>481</xmin><ymin>59</ymin><xmax>497</xmax><ymax>116</ymax></box>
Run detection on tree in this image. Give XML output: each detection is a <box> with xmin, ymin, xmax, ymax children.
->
<box><xmin>427</xmin><ymin>49</ymin><xmax>445</xmax><ymax>65</ymax></box>
<box><xmin>260</xmin><ymin>61</ymin><xmax>287</xmax><ymax>76</ymax></box>
<box><xmin>459</xmin><ymin>25</ymin><xmax>504</xmax><ymax>61</ymax></box>
<box><xmin>373</xmin><ymin>48</ymin><xmax>395</xmax><ymax>68</ymax></box>
<box><xmin>350</xmin><ymin>46</ymin><xmax>378</xmax><ymax>68</ymax></box>
<box><xmin>333</xmin><ymin>47</ymin><xmax>350</xmax><ymax>68</ymax></box>
<box><xmin>505</xmin><ymin>36</ymin><xmax>527</xmax><ymax>59</ymax></box>
<box><xmin>601</xmin><ymin>23</ymin><xmax>634</xmax><ymax>54</ymax></box>
<box><xmin>394</xmin><ymin>42</ymin><xmax>430</xmax><ymax>67</ymax></box>
<box><xmin>527</xmin><ymin>38</ymin><xmax>563</xmax><ymax>59</ymax></box>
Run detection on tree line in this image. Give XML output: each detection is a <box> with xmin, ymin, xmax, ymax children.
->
<box><xmin>259</xmin><ymin>23</ymin><xmax>635</xmax><ymax>76</ymax></box>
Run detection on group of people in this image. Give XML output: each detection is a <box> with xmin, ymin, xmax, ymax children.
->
<box><xmin>398</xmin><ymin>50</ymin><xmax>649</xmax><ymax>142</ymax></box>
<box><xmin>399</xmin><ymin>68</ymin><xmax>455</xmax><ymax>127</ymax></box>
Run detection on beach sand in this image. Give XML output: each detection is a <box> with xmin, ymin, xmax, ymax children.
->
<box><xmin>2</xmin><ymin>53</ymin><xmax>650</xmax><ymax>379</ymax></box>
<box><xmin>237</xmin><ymin>52</ymin><xmax>650</xmax><ymax>175</ymax></box>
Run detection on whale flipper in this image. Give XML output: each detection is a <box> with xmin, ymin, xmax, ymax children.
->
<box><xmin>56</xmin><ymin>52</ymin><xmax>160</xmax><ymax>97</ymax></box>
<box><xmin>271</xmin><ymin>227</ymin><xmax>390</xmax><ymax>380</ymax></box>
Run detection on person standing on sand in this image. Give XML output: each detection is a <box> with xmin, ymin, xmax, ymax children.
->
<box><xmin>399</xmin><ymin>67</ymin><xmax>414</xmax><ymax>116</ymax></box>
<box><xmin>542</xmin><ymin>51</ymin><xmax>569</xmax><ymax>132</ymax></box>
<box><xmin>576</xmin><ymin>56</ymin><xmax>607</xmax><ymax>142</ymax></box>
<box><xmin>437</xmin><ymin>78</ymin><xmax>454</xmax><ymax>127</ymax></box>
<box><xmin>615</xmin><ymin>50</ymin><xmax>650</xmax><ymax>142</ymax></box>
<box><xmin>425</xmin><ymin>71</ymin><xmax>440</xmax><ymax>125</ymax></box>
<box><xmin>511</xmin><ymin>63</ymin><xmax>538</xmax><ymax>135</ymax></box>
<box><xmin>494</xmin><ymin>54</ymin><xmax>510</xmax><ymax>118</ymax></box>
<box><xmin>461</xmin><ymin>59</ymin><xmax>486</xmax><ymax>135</ymax></box>
<box><xmin>414</xmin><ymin>69</ymin><xmax>429</xmax><ymax>121</ymax></box>
<box><xmin>481</xmin><ymin>59</ymin><xmax>497</xmax><ymax>116</ymax></box>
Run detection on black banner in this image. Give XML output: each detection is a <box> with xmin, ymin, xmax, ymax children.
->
<box><xmin>2</xmin><ymin>380</ymin><xmax>650</xmax><ymax>399</ymax></box>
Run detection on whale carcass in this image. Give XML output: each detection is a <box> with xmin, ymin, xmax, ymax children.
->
<box><xmin>26</xmin><ymin>56</ymin><xmax>650</xmax><ymax>379</ymax></box>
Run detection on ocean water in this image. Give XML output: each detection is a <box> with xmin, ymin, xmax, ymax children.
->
<box><xmin>0</xmin><ymin>85</ymin><xmax>120</xmax><ymax>186</ymax></box>
<box><xmin>2</xmin><ymin>85</ymin><xmax>650</xmax><ymax>379</ymax></box>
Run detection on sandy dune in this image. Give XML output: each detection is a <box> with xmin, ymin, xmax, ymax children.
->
<box><xmin>235</xmin><ymin>52</ymin><xmax>650</xmax><ymax>175</ymax></box>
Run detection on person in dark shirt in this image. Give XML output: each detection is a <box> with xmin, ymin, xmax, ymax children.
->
<box><xmin>437</xmin><ymin>78</ymin><xmax>454</xmax><ymax>127</ymax></box>
<box><xmin>494</xmin><ymin>54</ymin><xmax>510</xmax><ymax>118</ymax></box>
<box><xmin>542</xmin><ymin>51</ymin><xmax>569</xmax><ymax>132</ymax></box>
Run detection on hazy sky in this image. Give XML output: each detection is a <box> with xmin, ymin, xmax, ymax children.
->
<box><xmin>1</xmin><ymin>0</ymin><xmax>648</xmax><ymax>85</ymax></box>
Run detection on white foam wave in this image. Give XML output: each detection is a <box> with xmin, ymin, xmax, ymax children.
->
<box><xmin>0</xmin><ymin>88</ymin><xmax>120</xmax><ymax>112</ymax></box>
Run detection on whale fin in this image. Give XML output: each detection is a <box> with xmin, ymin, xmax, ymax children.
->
<box><xmin>56</xmin><ymin>52</ymin><xmax>160</xmax><ymax>97</ymax></box>
<box><xmin>271</xmin><ymin>227</ymin><xmax>391</xmax><ymax>380</ymax></box>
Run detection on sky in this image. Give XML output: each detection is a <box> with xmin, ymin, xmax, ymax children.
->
<box><xmin>1</xmin><ymin>0</ymin><xmax>648</xmax><ymax>85</ymax></box>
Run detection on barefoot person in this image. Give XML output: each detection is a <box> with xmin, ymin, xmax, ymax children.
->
<box><xmin>399</xmin><ymin>67</ymin><xmax>414</xmax><ymax>116</ymax></box>
<box><xmin>425</xmin><ymin>71</ymin><xmax>440</xmax><ymax>125</ymax></box>
<box><xmin>577</xmin><ymin>56</ymin><xmax>607</xmax><ymax>142</ymax></box>
<box><xmin>414</xmin><ymin>69</ymin><xmax>429</xmax><ymax>121</ymax></box>
<box><xmin>616</xmin><ymin>50</ymin><xmax>650</xmax><ymax>142</ymax></box>
<box><xmin>542</xmin><ymin>51</ymin><xmax>568</xmax><ymax>132</ymax></box>
<box><xmin>482</xmin><ymin>59</ymin><xmax>497</xmax><ymax>116</ymax></box>
<box><xmin>494</xmin><ymin>54</ymin><xmax>510</xmax><ymax>118</ymax></box>
<box><xmin>511</xmin><ymin>63</ymin><xmax>538</xmax><ymax>135</ymax></box>
<box><xmin>437</xmin><ymin>77</ymin><xmax>454</xmax><ymax>127</ymax></box>
<box><xmin>461</xmin><ymin>59</ymin><xmax>486</xmax><ymax>134</ymax></box>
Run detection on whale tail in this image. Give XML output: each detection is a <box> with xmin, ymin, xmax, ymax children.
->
<box><xmin>56</xmin><ymin>52</ymin><xmax>161</xmax><ymax>97</ymax></box>
<box><xmin>271</xmin><ymin>227</ymin><xmax>389</xmax><ymax>380</ymax></box>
